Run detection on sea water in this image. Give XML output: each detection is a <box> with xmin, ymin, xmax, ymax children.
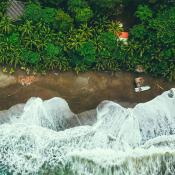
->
<box><xmin>0</xmin><ymin>89</ymin><xmax>175</xmax><ymax>175</ymax></box>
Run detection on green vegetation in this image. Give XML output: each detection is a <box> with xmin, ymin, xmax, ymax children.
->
<box><xmin>0</xmin><ymin>0</ymin><xmax>174</xmax><ymax>80</ymax></box>
<box><xmin>128</xmin><ymin>5</ymin><xmax>175</xmax><ymax>81</ymax></box>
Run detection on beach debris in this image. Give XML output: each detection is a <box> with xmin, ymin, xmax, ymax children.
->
<box><xmin>135</xmin><ymin>86</ymin><xmax>151</xmax><ymax>92</ymax></box>
<box><xmin>108</xmin><ymin>134</ymin><xmax>117</xmax><ymax>141</ymax></box>
<box><xmin>134</xmin><ymin>77</ymin><xmax>151</xmax><ymax>92</ymax></box>
<box><xmin>135</xmin><ymin>77</ymin><xmax>144</xmax><ymax>87</ymax></box>
<box><xmin>168</xmin><ymin>89</ymin><xmax>174</xmax><ymax>98</ymax></box>
<box><xmin>54</xmin><ymin>72</ymin><xmax>59</xmax><ymax>76</ymax></box>
<box><xmin>156</xmin><ymin>84</ymin><xmax>164</xmax><ymax>90</ymax></box>
<box><xmin>18</xmin><ymin>75</ymin><xmax>37</xmax><ymax>86</ymax></box>
<box><xmin>135</xmin><ymin>65</ymin><xmax>145</xmax><ymax>73</ymax></box>
<box><xmin>1</xmin><ymin>67</ymin><xmax>15</xmax><ymax>74</ymax></box>
<box><xmin>2</xmin><ymin>67</ymin><xmax>8</xmax><ymax>73</ymax></box>
<box><xmin>9</xmin><ymin>68</ymin><xmax>15</xmax><ymax>74</ymax></box>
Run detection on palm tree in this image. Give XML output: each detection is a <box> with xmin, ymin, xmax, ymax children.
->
<box><xmin>77</xmin><ymin>24</ymin><xmax>94</xmax><ymax>39</ymax></box>
<box><xmin>0</xmin><ymin>16</ymin><xmax>14</xmax><ymax>34</ymax></box>
<box><xmin>18</xmin><ymin>20</ymin><xmax>33</xmax><ymax>37</ymax></box>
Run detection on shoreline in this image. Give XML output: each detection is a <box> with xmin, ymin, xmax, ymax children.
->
<box><xmin>0</xmin><ymin>70</ymin><xmax>174</xmax><ymax>113</ymax></box>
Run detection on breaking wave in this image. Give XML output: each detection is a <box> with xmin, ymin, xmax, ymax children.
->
<box><xmin>0</xmin><ymin>89</ymin><xmax>175</xmax><ymax>175</ymax></box>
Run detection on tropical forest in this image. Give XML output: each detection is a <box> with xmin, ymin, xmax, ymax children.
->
<box><xmin>0</xmin><ymin>0</ymin><xmax>174</xmax><ymax>80</ymax></box>
<box><xmin>0</xmin><ymin>1</ymin><xmax>175</xmax><ymax>175</ymax></box>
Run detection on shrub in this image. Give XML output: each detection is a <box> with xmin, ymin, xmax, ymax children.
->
<box><xmin>68</xmin><ymin>0</ymin><xmax>88</xmax><ymax>10</ymax></box>
<box><xmin>107</xmin><ymin>21</ymin><xmax>123</xmax><ymax>34</ymax></box>
<box><xmin>150</xmin><ymin>7</ymin><xmax>175</xmax><ymax>45</ymax></box>
<box><xmin>0</xmin><ymin>1</ymin><xmax>9</xmax><ymax>17</ymax></box>
<box><xmin>74</xmin><ymin>7</ymin><xmax>93</xmax><ymax>24</ymax></box>
<box><xmin>23</xmin><ymin>3</ymin><xmax>42</xmax><ymax>22</ymax></box>
<box><xmin>40</xmin><ymin>7</ymin><xmax>56</xmax><ymax>25</ymax></box>
<box><xmin>54</xmin><ymin>9</ymin><xmax>73</xmax><ymax>31</ymax></box>
<box><xmin>99</xmin><ymin>32</ymin><xmax>117</xmax><ymax>51</ymax></box>
<box><xmin>69</xmin><ymin>42</ymin><xmax>94</xmax><ymax>68</ymax></box>
<box><xmin>0</xmin><ymin>35</ymin><xmax>22</xmax><ymax>67</ymax></box>
<box><xmin>130</xmin><ymin>24</ymin><xmax>147</xmax><ymax>39</ymax></box>
<box><xmin>135</xmin><ymin>5</ymin><xmax>153</xmax><ymax>22</ymax></box>
<box><xmin>89</xmin><ymin>0</ymin><xmax>122</xmax><ymax>14</ymax></box>
<box><xmin>68</xmin><ymin>0</ymin><xmax>93</xmax><ymax>24</ymax></box>
<box><xmin>129</xmin><ymin>6</ymin><xmax>175</xmax><ymax>80</ymax></box>
<box><xmin>94</xmin><ymin>31</ymin><xmax>121</xmax><ymax>71</ymax></box>
<box><xmin>45</xmin><ymin>43</ymin><xmax>62</xmax><ymax>58</ymax></box>
<box><xmin>0</xmin><ymin>0</ymin><xmax>174</xmax><ymax>80</ymax></box>
<box><xmin>0</xmin><ymin>16</ymin><xmax>14</xmax><ymax>34</ymax></box>
<box><xmin>40</xmin><ymin>0</ymin><xmax>65</xmax><ymax>6</ymax></box>
<box><xmin>21</xmin><ymin>49</ymin><xmax>40</xmax><ymax>65</ymax></box>
<box><xmin>76</xmin><ymin>41</ymin><xmax>96</xmax><ymax>65</ymax></box>
<box><xmin>95</xmin><ymin>57</ymin><xmax>119</xmax><ymax>71</ymax></box>
<box><xmin>8</xmin><ymin>33</ymin><xmax>20</xmax><ymax>46</ymax></box>
<box><xmin>43</xmin><ymin>56</ymin><xmax>70</xmax><ymax>71</ymax></box>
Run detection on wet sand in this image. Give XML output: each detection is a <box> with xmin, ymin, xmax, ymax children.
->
<box><xmin>0</xmin><ymin>71</ymin><xmax>174</xmax><ymax>113</ymax></box>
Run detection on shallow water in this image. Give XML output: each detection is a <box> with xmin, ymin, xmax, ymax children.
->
<box><xmin>0</xmin><ymin>89</ymin><xmax>175</xmax><ymax>175</ymax></box>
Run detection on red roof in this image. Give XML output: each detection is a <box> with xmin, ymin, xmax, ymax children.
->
<box><xmin>117</xmin><ymin>32</ymin><xmax>129</xmax><ymax>39</ymax></box>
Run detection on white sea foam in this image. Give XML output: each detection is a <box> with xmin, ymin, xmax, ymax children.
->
<box><xmin>0</xmin><ymin>89</ymin><xmax>174</xmax><ymax>174</ymax></box>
